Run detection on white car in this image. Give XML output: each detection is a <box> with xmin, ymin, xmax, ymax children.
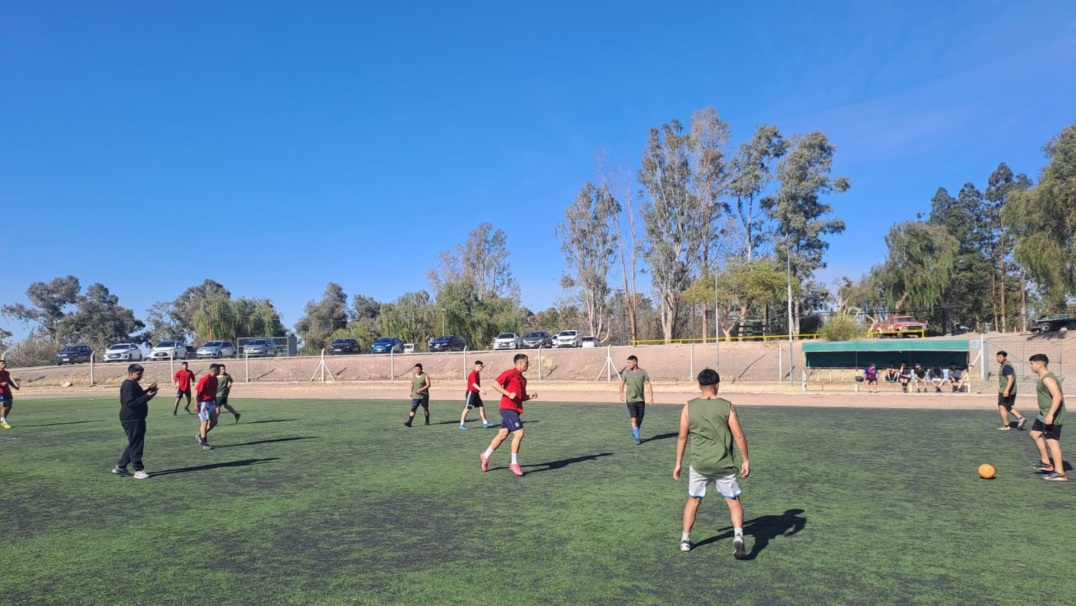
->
<box><xmin>581</xmin><ymin>336</ymin><xmax>599</xmax><ymax>348</ymax></box>
<box><xmin>149</xmin><ymin>341</ymin><xmax>187</xmax><ymax>360</ymax></box>
<box><xmin>493</xmin><ymin>333</ymin><xmax>522</xmax><ymax>350</ymax></box>
<box><xmin>105</xmin><ymin>343</ymin><xmax>143</xmax><ymax>362</ymax></box>
<box><xmin>555</xmin><ymin>330</ymin><xmax>582</xmax><ymax>348</ymax></box>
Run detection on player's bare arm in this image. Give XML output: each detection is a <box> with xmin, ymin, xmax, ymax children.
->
<box><xmin>524</xmin><ymin>392</ymin><xmax>537</xmax><ymax>401</ymax></box>
<box><xmin>728</xmin><ymin>405</ymin><xmax>750</xmax><ymax>478</ymax></box>
<box><xmin>645</xmin><ymin>380</ymin><xmax>654</xmax><ymax>405</ymax></box>
<box><xmin>618</xmin><ymin>379</ymin><xmax>626</xmax><ymax>402</ymax></box>
<box><xmin>492</xmin><ymin>381</ymin><xmax>513</xmax><ymax>400</ymax></box>
<box><xmin>672</xmin><ymin>404</ymin><xmax>690</xmax><ymax>480</ymax></box>
<box><xmin>1044</xmin><ymin>377</ymin><xmax>1064</xmax><ymax>425</ymax></box>
<box><xmin>1004</xmin><ymin>373</ymin><xmax>1014</xmax><ymax>397</ymax></box>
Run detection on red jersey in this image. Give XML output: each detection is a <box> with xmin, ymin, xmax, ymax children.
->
<box><xmin>196</xmin><ymin>374</ymin><xmax>218</xmax><ymax>402</ymax></box>
<box><xmin>495</xmin><ymin>368</ymin><xmax>526</xmax><ymax>412</ymax></box>
<box><xmin>173</xmin><ymin>369</ymin><xmax>195</xmax><ymax>391</ymax></box>
<box><xmin>467</xmin><ymin>370</ymin><xmax>481</xmax><ymax>393</ymax></box>
<box><xmin>0</xmin><ymin>369</ymin><xmax>11</xmax><ymax>396</ymax></box>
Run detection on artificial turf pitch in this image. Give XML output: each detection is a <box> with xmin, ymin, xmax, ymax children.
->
<box><xmin>1</xmin><ymin>397</ymin><xmax>1073</xmax><ymax>606</ymax></box>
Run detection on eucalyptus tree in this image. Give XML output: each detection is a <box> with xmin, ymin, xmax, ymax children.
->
<box><xmin>556</xmin><ymin>182</ymin><xmax>620</xmax><ymax>341</ymax></box>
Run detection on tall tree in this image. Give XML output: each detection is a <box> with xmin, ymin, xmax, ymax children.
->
<box><xmin>929</xmin><ymin>183</ymin><xmax>994</xmax><ymax>329</ymax></box>
<box><xmin>146</xmin><ymin>280</ymin><xmax>231</xmax><ymax>342</ymax></box>
<box><xmin>868</xmin><ymin>221</ymin><xmax>960</xmax><ymax>313</ymax></box>
<box><xmin>639</xmin><ymin>119</ymin><xmax>705</xmax><ymax>342</ymax></box>
<box><xmin>597</xmin><ymin>148</ymin><xmax>643</xmax><ymax>343</ymax></box>
<box><xmin>729</xmin><ymin>124</ymin><xmax>789</xmax><ymax>261</ymax></box>
<box><xmin>61</xmin><ymin>283</ymin><xmax>145</xmax><ymax>352</ymax></box>
<box><xmin>192</xmin><ymin>297</ymin><xmax>285</xmax><ymax>344</ymax></box>
<box><xmin>428</xmin><ymin>223</ymin><xmax>518</xmax><ymax>300</ymax></box>
<box><xmin>985</xmin><ymin>163</ymin><xmax>1033</xmax><ymax>331</ymax></box>
<box><xmin>556</xmin><ymin>182</ymin><xmax>620</xmax><ymax>341</ymax></box>
<box><xmin>295</xmin><ymin>283</ymin><xmax>349</xmax><ymax>354</ymax></box>
<box><xmin>2</xmin><ymin>275</ymin><xmax>81</xmax><ymax>341</ymax></box>
<box><xmin>764</xmin><ymin>131</ymin><xmax>850</xmax><ymax>333</ymax></box>
<box><xmin>688</xmin><ymin>107</ymin><xmax>732</xmax><ymax>342</ymax></box>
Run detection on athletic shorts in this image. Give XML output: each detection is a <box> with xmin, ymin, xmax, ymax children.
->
<box><xmin>465</xmin><ymin>392</ymin><xmax>483</xmax><ymax>409</ymax></box>
<box><xmin>198</xmin><ymin>402</ymin><xmax>218</xmax><ymax>422</ymax></box>
<box><xmin>499</xmin><ymin>409</ymin><xmax>523</xmax><ymax>432</ymax></box>
<box><xmin>998</xmin><ymin>393</ymin><xmax>1017</xmax><ymax>409</ymax></box>
<box><xmin>1031</xmin><ymin>419</ymin><xmax>1063</xmax><ymax>440</ymax></box>
<box><xmin>626</xmin><ymin>401</ymin><xmax>645</xmax><ymax>420</ymax></box>
<box><xmin>0</xmin><ymin>393</ymin><xmax>12</xmax><ymax>407</ymax></box>
<box><xmin>688</xmin><ymin>467</ymin><xmax>741</xmax><ymax>499</ymax></box>
<box><xmin>177</xmin><ymin>388</ymin><xmax>192</xmax><ymax>399</ymax></box>
<box><xmin>410</xmin><ymin>398</ymin><xmax>429</xmax><ymax>410</ymax></box>
<box><xmin>218</xmin><ymin>395</ymin><xmax>229</xmax><ymax>407</ymax></box>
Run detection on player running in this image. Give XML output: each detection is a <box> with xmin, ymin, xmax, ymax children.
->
<box><xmin>1028</xmin><ymin>354</ymin><xmax>1067</xmax><ymax>481</ymax></box>
<box><xmin>480</xmin><ymin>353</ymin><xmax>537</xmax><ymax>477</ymax></box>
<box><xmin>215</xmin><ymin>363</ymin><xmax>240</xmax><ymax>423</ymax></box>
<box><xmin>459</xmin><ymin>360</ymin><xmax>496</xmax><ymax>430</ymax></box>
<box><xmin>404</xmin><ymin>364</ymin><xmax>431</xmax><ymax>427</ymax></box>
<box><xmin>173</xmin><ymin>362</ymin><xmax>196</xmax><ymax>415</ymax></box>
<box><xmin>0</xmin><ymin>359</ymin><xmax>20</xmax><ymax>429</ymax></box>
<box><xmin>195</xmin><ymin>363</ymin><xmax>221</xmax><ymax>450</ymax></box>
<box><xmin>996</xmin><ymin>351</ymin><xmax>1026</xmax><ymax>430</ymax></box>
<box><xmin>619</xmin><ymin>355</ymin><xmax>654</xmax><ymax>444</ymax></box>
<box><xmin>673</xmin><ymin>368</ymin><xmax>750</xmax><ymax>558</ymax></box>
<box><xmin>112</xmin><ymin>363</ymin><xmax>158</xmax><ymax>479</ymax></box>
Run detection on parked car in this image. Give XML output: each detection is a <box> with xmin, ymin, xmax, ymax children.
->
<box><xmin>105</xmin><ymin>343</ymin><xmax>143</xmax><ymax>362</ymax></box>
<box><xmin>1036</xmin><ymin>314</ymin><xmax>1076</xmax><ymax>333</ymax></box>
<box><xmin>149</xmin><ymin>341</ymin><xmax>186</xmax><ymax>361</ymax></box>
<box><xmin>329</xmin><ymin>338</ymin><xmax>361</xmax><ymax>355</ymax></box>
<box><xmin>197</xmin><ymin>341</ymin><xmax>237</xmax><ymax>359</ymax></box>
<box><xmin>555</xmin><ymin>330</ymin><xmax>582</xmax><ymax>348</ymax></box>
<box><xmin>869</xmin><ymin>315</ymin><xmax>928</xmax><ymax>337</ymax></box>
<box><xmin>56</xmin><ymin>345</ymin><xmax>94</xmax><ymax>365</ymax></box>
<box><xmin>243</xmin><ymin>338</ymin><xmax>278</xmax><ymax>357</ymax></box>
<box><xmin>430</xmin><ymin>335</ymin><xmax>467</xmax><ymax>352</ymax></box>
<box><xmin>522</xmin><ymin>331</ymin><xmax>553</xmax><ymax>349</ymax></box>
<box><xmin>493</xmin><ymin>333</ymin><xmax>522</xmax><ymax>350</ymax></box>
<box><xmin>581</xmin><ymin>336</ymin><xmax>600</xmax><ymax>348</ymax></box>
<box><xmin>371</xmin><ymin>337</ymin><xmax>404</xmax><ymax>354</ymax></box>
<box><xmin>185</xmin><ymin>345</ymin><xmax>197</xmax><ymax>359</ymax></box>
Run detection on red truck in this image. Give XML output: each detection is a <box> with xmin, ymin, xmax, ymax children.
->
<box><xmin>870</xmin><ymin>315</ymin><xmax>928</xmax><ymax>338</ymax></box>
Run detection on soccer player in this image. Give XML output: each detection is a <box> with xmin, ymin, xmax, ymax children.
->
<box><xmin>459</xmin><ymin>360</ymin><xmax>495</xmax><ymax>430</ymax></box>
<box><xmin>673</xmin><ymin>368</ymin><xmax>750</xmax><ymax>558</ymax></box>
<box><xmin>619</xmin><ymin>355</ymin><xmax>654</xmax><ymax>444</ymax></box>
<box><xmin>216</xmin><ymin>363</ymin><xmax>240</xmax><ymax>423</ymax></box>
<box><xmin>480</xmin><ymin>353</ymin><xmax>537</xmax><ymax>477</ymax></box>
<box><xmin>405</xmin><ymin>364</ymin><xmax>431</xmax><ymax>427</ymax></box>
<box><xmin>1028</xmin><ymin>354</ymin><xmax>1066</xmax><ymax>481</ymax></box>
<box><xmin>195</xmin><ymin>363</ymin><xmax>221</xmax><ymax>449</ymax></box>
<box><xmin>112</xmin><ymin>364</ymin><xmax>158</xmax><ymax>479</ymax></box>
<box><xmin>996</xmin><ymin>351</ymin><xmax>1025</xmax><ymax>430</ymax></box>
<box><xmin>173</xmin><ymin>362</ymin><xmax>196</xmax><ymax>415</ymax></box>
<box><xmin>0</xmin><ymin>359</ymin><xmax>20</xmax><ymax>429</ymax></box>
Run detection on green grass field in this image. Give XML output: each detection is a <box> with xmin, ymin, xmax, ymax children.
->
<box><xmin>2</xmin><ymin>396</ymin><xmax>1073</xmax><ymax>606</ymax></box>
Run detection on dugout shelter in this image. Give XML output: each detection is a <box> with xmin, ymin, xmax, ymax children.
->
<box><xmin>802</xmin><ymin>340</ymin><xmax>974</xmax><ymax>390</ymax></box>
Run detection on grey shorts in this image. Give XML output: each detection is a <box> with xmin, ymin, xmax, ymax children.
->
<box><xmin>198</xmin><ymin>403</ymin><xmax>218</xmax><ymax>422</ymax></box>
<box><xmin>688</xmin><ymin>467</ymin><xmax>741</xmax><ymax>499</ymax></box>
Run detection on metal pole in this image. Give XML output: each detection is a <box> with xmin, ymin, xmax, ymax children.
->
<box><xmin>787</xmin><ymin>236</ymin><xmax>794</xmax><ymax>387</ymax></box>
<box><xmin>537</xmin><ymin>347</ymin><xmax>542</xmax><ymax>381</ymax></box>
<box><xmin>170</xmin><ymin>350</ymin><xmax>175</xmax><ymax>378</ymax></box>
<box><xmin>245</xmin><ymin>350</ymin><xmax>249</xmax><ymax>382</ymax></box>
<box><xmin>690</xmin><ymin>343</ymin><xmax>694</xmax><ymax>379</ymax></box>
<box><xmin>463</xmin><ymin>347</ymin><xmax>467</xmax><ymax>374</ymax></box>
<box><xmin>779</xmin><ymin>342</ymin><xmax>783</xmax><ymax>382</ymax></box>
<box><xmin>320</xmin><ymin>349</ymin><xmax>326</xmax><ymax>382</ymax></box>
<box><xmin>390</xmin><ymin>350</ymin><xmax>394</xmax><ymax>382</ymax></box>
<box><xmin>981</xmin><ymin>332</ymin><xmax>987</xmax><ymax>381</ymax></box>
<box><xmin>90</xmin><ymin>353</ymin><xmax>95</xmax><ymax>386</ymax></box>
<box><xmin>714</xmin><ymin>273</ymin><xmax>720</xmax><ymax>371</ymax></box>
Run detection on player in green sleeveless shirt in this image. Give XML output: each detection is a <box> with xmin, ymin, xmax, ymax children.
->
<box><xmin>995</xmin><ymin>351</ymin><xmax>1025</xmax><ymax>430</ymax></box>
<box><xmin>1028</xmin><ymin>354</ymin><xmax>1066</xmax><ymax>481</ymax></box>
<box><xmin>404</xmin><ymin>364</ymin><xmax>432</xmax><ymax>427</ymax></box>
<box><xmin>673</xmin><ymin>368</ymin><xmax>750</xmax><ymax>558</ymax></box>
<box><xmin>619</xmin><ymin>355</ymin><xmax>653</xmax><ymax>445</ymax></box>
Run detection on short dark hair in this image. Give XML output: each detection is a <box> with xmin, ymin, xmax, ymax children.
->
<box><xmin>1030</xmin><ymin>353</ymin><xmax>1050</xmax><ymax>365</ymax></box>
<box><xmin>209</xmin><ymin>363</ymin><xmax>220</xmax><ymax>371</ymax></box>
<box><xmin>697</xmin><ymin>368</ymin><xmax>720</xmax><ymax>386</ymax></box>
<box><xmin>513</xmin><ymin>353</ymin><xmax>529</xmax><ymax>364</ymax></box>
<box><xmin>414</xmin><ymin>363</ymin><xmax>423</xmax><ymax>370</ymax></box>
<box><xmin>474</xmin><ymin>360</ymin><xmax>483</xmax><ymax>366</ymax></box>
<box><xmin>997</xmin><ymin>350</ymin><xmax>1008</xmax><ymax>357</ymax></box>
<box><xmin>181</xmin><ymin>361</ymin><xmax>188</xmax><ymax>366</ymax></box>
<box><xmin>627</xmin><ymin>355</ymin><xmax>638</xmax><ymax>362</ymax></box>
<box><xmin>128</xmin><ymin>363</ymin><xmax>144</xmax><ymax>374</ymax></box>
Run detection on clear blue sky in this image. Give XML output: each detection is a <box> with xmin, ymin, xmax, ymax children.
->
<box><xmin>3</xmin><ymin>1</ymin><xmax>1075</xmax><ymax>341</ymax></box>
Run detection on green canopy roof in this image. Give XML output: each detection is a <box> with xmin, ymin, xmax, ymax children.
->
<box><xmin>803</xmin><ymin>340</ymin><xmax>970</xmax><ymax>368</ymax></box>
<box><xmin>803</xmin><ymin>340</ymin><xmax>969</xmax><ymax>353</ymax></box>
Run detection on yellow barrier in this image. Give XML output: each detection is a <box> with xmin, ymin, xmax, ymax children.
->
<box><xmin>631</xmin><ymin>334</ymin><xmax>821</xmax><ymax>346</ymax></box>
<box><xmin>868</xmin><ymin>330</ymin><xmax>926</xmax><ymax>339</ymax></box>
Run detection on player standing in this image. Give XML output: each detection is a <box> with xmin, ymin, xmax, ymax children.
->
<box><xmin>480</xmin><ymin>353</ymin><xmax>537</xmax><ymax>476</ymax></box>
<box><xmin>112</xmin><ymin>363</ymin><xmax>158</xmax><ymax>479</ymax></box>
<box><xmin>0</xmin><ymin>359</ymin><xmax>20</xmax><ymax>429</ymax></box>
<box><xmin>996</xmin><ymin>351</ymin><xmax>1025</xmax><ymax>430</ymax></box>
<box><xmin>459</xmin><ymin>360</ymin><xmax>495</xmax><ymax>430</ymax></box>
<box><xmin>173</xmin><ymin>361</ymin><xmax>195</xmax><ymax>415</ymax></box>
<box><xmin>619</xmin><ymin>355</ymin><xmax>654</xmax><ymax>444</ymax></box>
<box><xmin>1028</xmin><ymin>354</ymin><xmax>1067</xmax><ymax>481</ymax></box>
<box><xmin>404</xmin><ymin>364</ymin><xmax>431</xmax><ymax>427</ymax></box>
<box><xmin>195</xmin><ymin>363</ymin><xmax>220</xmax><ymax>449</ymax></box>
<box><xmin>216</xmin><ymin>363</ymin><xmax>240</xmax><ymax>423</ymax></box>
<box><xmin>673</xmin><ymin>368</ymin><xmax>750</xmax><ymax>558</ymax></box>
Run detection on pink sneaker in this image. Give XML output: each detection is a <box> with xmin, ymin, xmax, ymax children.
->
<box><xmin>509</xmin><ymin>464</ymin><xmax>524</xmax><ymax>477</ymax></box>
<box><xmin>480</xmin><ymin>454</ymin><xmax>489</xmax><ymax>472</ymax></box>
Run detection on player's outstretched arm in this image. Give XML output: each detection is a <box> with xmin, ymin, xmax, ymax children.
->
<box><xmin>673</xmin><ymin>404</ymin><xmax>690</xmax><ymax>480</ymax></box>
<box><xmin>728</xmin><ymin>405</ymin><xmax>750</xmax><ymax>478</ymax></box>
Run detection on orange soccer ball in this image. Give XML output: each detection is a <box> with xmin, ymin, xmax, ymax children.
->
<box><xmin>978</xmin><ymin>464</ymin><xmax>996</xmax><ymax>479</ymax></box>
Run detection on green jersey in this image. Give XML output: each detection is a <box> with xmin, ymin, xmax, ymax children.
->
<box><xmin>623</xmin><ymin>368</ymin><xmax>649</xmax><ymax>402</ymax></box>
<box><xmin>1035</xmin><ymin>372</ymin><xmax>1066</xmax><ymax>426</ymax></box>
<box><xmin>687</xmin><ymin>397</ymin><xmax>738</xmax><ymax>476</ymax></box>
<box><xmin>999</xmin><ymin>361</ymin><xmax>1016</xmax><ymax>395</ymax></box>
<box><xmin>216</xmin><ymin>373</ymin><xmax>232</xmax><ymax>398</ymax></box>
<box><xmin>411</xmin><ymin>373</ymin><xmax>429</xmax><ymax>399</ymax></box>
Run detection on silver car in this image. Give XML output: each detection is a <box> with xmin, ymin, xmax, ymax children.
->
<box><xmin>243</xmin><ymin>338</ymin><xmax>278</xmax><ymax>357</ymax></box>
<box><xmin>149</xmin><ymin>341</ymin><xmax>187</xmax><ymax>360</ymax></box>
<box><xmin>493</xmin><ymin>333</ymin><xmax>522</xmax><ymax>350</ymax></box>
<box><xmin>105</xmin><ymin>343</ymin><xmax>143</xmax><ymax>362</ymax></box>
<box><xmin>555</xmin><ymin>330</ymin><xmax>581</xmax><ymax>348</ymax></box>
<box><xmin>522</xmin><ymin>331</ymin><xmax>553</xmax><ymax>349</ymax></box>
<box><xmin>197</xmin><ymin>341</ymin><xmax>237</xmax><ymax>359</ymax></box>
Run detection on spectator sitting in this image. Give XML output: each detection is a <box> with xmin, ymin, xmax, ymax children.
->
<box><xmin>864</xmin><ymin>363</ymin><xmax>879</xmax><ymax>393</ymax></box>
<box><xmin>898</xmin><ymin>363</ymin><xmax>913</xmax><ymax>393</ymax></box>
<box><xmin>947</xmin><ymin>363</ymin><xmax>965</xmax><ymax>392</ymax></box>
<box><xmin>912</xmin><ymin>363</ymin><xmax>928</xmax><ymax>393</ymax></box>
<box><xmin>928</xmin><ymin>366</ymin><xmax>947</xmax><ymax>392</ymax></box>
<box><xmin>884</xmin><ymin>363</ymin><xmax>899</xmax><ymax>383</ymax></box>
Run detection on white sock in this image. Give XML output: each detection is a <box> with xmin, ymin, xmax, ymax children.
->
<box><xmin>682</xmin><ymin>531</ymin><xmax>691</xmax><ymax>542</ymax></box>
<box><xmin>511</xmin><ymin>453</ymin><xmax>519</xmax><ymax>465</ymax></box>
<box><xmin>483</xmin><ymin>447</ymin><xmax>495</xmax><ymax>459</ymax></box>
<box><xmin>734</xmin><ymin>528</ymin><xmax>743</xmax><ymax>538</ymax></box>
<box><xmin>1</xmin><ymin>417</ymin><xmax>6</xmax><ymax>423</ymax></box>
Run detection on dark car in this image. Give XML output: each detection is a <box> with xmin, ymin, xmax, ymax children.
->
<box><xmin>329</xmin><ymin>338</ymin><xmax>361</xmax><ymax>355</ymax></box>
<box><xmin>185</xmin><ymin>345</ymin><xmax>197</xmax><ymax>359</ymax></box>
<box><xmin>371</xmin><ymin>337</ymin><xmax>404</xmax><ymax>354</ymax></box>
<box><xmin>1037</xmin><ymin>314</ymin><xmax>1076</xmax><ymax>333</ymax></box>
<box><xmin>56</xmin><ymin>345</ymin><xmax>93</xmax><ymax>366</ymax></box>
<box><xmin>522</xmin><ymin>331</ymin><xmax>553</xmax><ymax>349</ymax></box>
<box><xmin>430</xmin><ymin>335</ymin><xmax>466</xmax><ymax>352</ymax></box>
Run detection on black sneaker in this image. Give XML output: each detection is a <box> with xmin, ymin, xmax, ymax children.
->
<box><xmin>635</xmin><ymin>438</ymin><xmax>642</xmax><ymax>445</ymax></box>
<box><xmin>234</xmin><ymin>413</ymin><xmax>241</xmax><ymax>424</ymax></box>
<box><xmin>733</xmin><ymin>536</ymin><xmax>746</xmax><ymax>560</ymax></box>
<box><xmin>173</xmin><ymin>409</ymin><xmax>178</xmax><ymax>416</ymax></box>
<box><xmin>404</xmin><ymin>421</ymin><xmax>412</xmax><ymax>427</ymax></box>
<box><xmin>185</xmin><ymin>406</ymin><xmax>192</xmax><ymax>415</ymax></box>
<box><xmin>424</xmin><ymin>420</ymin><xmax>430</xmax><ymax>426</ymax></box>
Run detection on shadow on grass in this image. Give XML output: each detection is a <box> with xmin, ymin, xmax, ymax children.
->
<box><xmin>519</xmin><ymin>452</ymin><xmax>613</xmax><ymax>474</ymax></box>
<box><xmin>696</xmin><ymin>508</ymin><xmax>807</xmax><ymax>560</ymax></box>
<box><xmin>20</xmin><ymin>420</ymin><xmax>105</xmax><ymax>428</ymax></box>
<box><xmin>242</xmin><ymin>419</ymin><xmax>298</xmax><ymax>425</ymax></box>
<box><xmin>214</xmin><ymin>437</ymin><xmax>317</xmax><ymax>449</ymax></box>
<box><xmin>644</xmin><ymin>432</ymin><xmax>678</xmax><ymax>443</ymax></box>
<box><xmin>151</xmin><ymin>458</ymin><xmax>279</xmax><ymax>477</ymax></box>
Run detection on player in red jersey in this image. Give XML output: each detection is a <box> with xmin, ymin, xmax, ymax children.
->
<box><xmin>480</xmin><ymin>354</ymin><xmax>537</xmax><ymax>476</ymax></box>
<box><xmin>0</xmin><ymin>359</ymin><xmax>20</xmax><ymax>429</ymax></box>
<box><xmin>173</xmin><ymin>362</ymin><xmax>196</xmax><ymax>415</ymax></box>
<box><xmin>458</xmin><ymin>360</ymin><xmax>496</xmax><ymax>430</ymax></box>
<box><xmin>195</xmin><ymin>364</ymin><xmax>221</xmax><ymax>450</ymax></box>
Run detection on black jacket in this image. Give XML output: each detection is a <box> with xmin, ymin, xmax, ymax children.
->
<box><xmin>119</xmin><ymin>379</ymin><xmax>153</xmax><ymax>421</ymax></box>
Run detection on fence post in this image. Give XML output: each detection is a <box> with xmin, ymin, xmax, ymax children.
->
<box><xmin>90</xmin><ymin>353</ymin><xmax>95</xmax><ymax>387</ymax></box>
<box><xmin>170</xmin><ymin>351</ymin><xmax>174</xmax><ymax>378</ymax></box>
<box><xmin>537</xmin><ymin>347</ymin><xmax>542</xmax><ymax>381</ymax></box>
<box><xmin>778</xmin><ymin>342</ymin><xmax>783</xmax><ymax>382</ymax></box>
<box><xmin>463</xmin><ymin>348</ymin><xmax>467</xmax><ymax>375</ymax></box>
<box><xmin>245</xmin><ymin>350</ymin><xmax>249</xmax><ymax>383</ymax></box>
<box><xmin>981</xmin><ymin>333</ymin><xmax>987</xmax><ymax>381</ymax></box>
<box><xmin>390</xmin><ymin>350</ymin><xmax>394</xmax><ymax>382</ymax></box>
<box><xmin>689</xmin><ymin>343</ymin><xmax>694</xmax><ymax>380</ymax></box>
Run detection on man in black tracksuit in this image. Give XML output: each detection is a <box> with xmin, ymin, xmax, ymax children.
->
<box><xmin>113</xmin><ymin>364</ymin><xmax>159</xmax><ymax>479</ymax></box>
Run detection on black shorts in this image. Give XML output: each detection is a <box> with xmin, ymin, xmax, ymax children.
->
<box><xmin>410</xmin><ymin>398</ymin><xmax>429</xmax><ymax>410</ymax></box>
<box><xmin>626</xmin><ymin>401</ymin><xmax>645</xmax><ymax>419</ymax></box>
<box><xmin>218</xmin><ymin>395</ymin><xmax>229</xmax><ymax>407</ymax></box>
<box><xmin>997</xmin><ymin>393</ymin><xmax>1017</xmax><ymax>409</ymax></box>
<box><xmin>500</xmin><ymin>409</ymin><xmax>523</xmax><ymax>432</ymax></box>
<box><xmin>465</xmin><ymin>392</ymin><xmax>484</xmax><ymax>409</ymax></box>
<box><xmin>1031</xmin><ymin>419</ymin><xmax>1063</xmax><ymax>440</ymax></box>
<box><xmin>176</xmin><ymin>388</ymin><xmax>192</xmax><ymax>399</ymax></box>
<box><xmin>0</xmin><ymin>393</ymin><xmax>12</xmax><ymax>408</ymax></box>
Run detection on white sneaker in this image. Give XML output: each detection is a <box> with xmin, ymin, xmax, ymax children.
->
<box><xmin>111</xmin><ymin>466</ymin><xmax>131</xmax><ymax>476</ymax></box>
<box><xmin>132</xmin><ymin>470</ymin><xmax>149</xmax><ymax>480</ymax></box>
<box><xmin>680</xmin><ymin>539</ymin><xmax>693</xmax><ymax>552</ymax></box>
